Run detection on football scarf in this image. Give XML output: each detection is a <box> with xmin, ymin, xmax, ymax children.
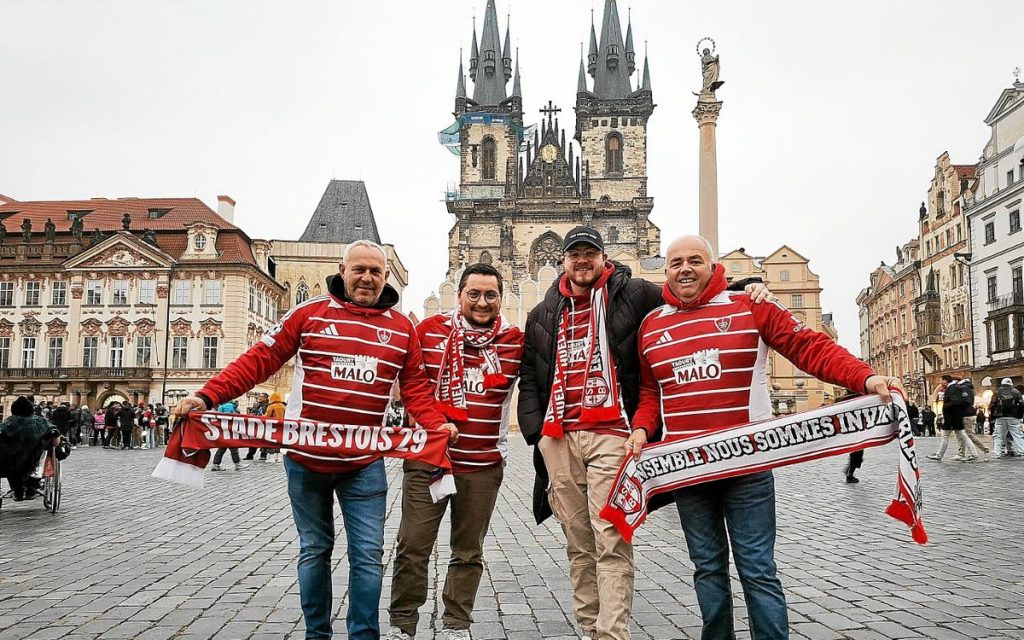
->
<box><xmin>600</xmin><ymin>391</ymin><xmax>928</xmax><ymax>544</ymax></box>
<box><xmin>435</xmin><ymin>310</ymin><xmax>508</xmax><ymax>421</ymax></box>
<box><xmin>543</xmin><ymin>271</ymin><xmax>623</xmax><ymax>438</ymax></box>
<box><xmin>153</xmin><ymin>411</ymin><xmax>456</xmax><ymax>500</ymax></box>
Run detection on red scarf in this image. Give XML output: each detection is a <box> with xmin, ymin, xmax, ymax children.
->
<box><xmin>153</xmin><ymin>412</ymin><xmax>455</xmax><ymax>499</ymax></box>
<box><xmin>435</xmin><ymin>310</ymin><xmax>508</xmax><ymax>421</ymax></box>
<box><xmin>600</xmin><ymin>391</ymin><xmax>928</xmax><ymax>545</ymax></box>
<box><xmin>543</xmin><ymin>265</ymin><xmax>624</xmax><ymax>437</ymax></box>
<box><xmin>662</xmin><ymin>263</ymin><xmax>728</xmax><ymax>309</ymax></box>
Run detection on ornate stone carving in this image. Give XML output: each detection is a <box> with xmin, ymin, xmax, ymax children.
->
<box><xmin>0</xmin><ymin>319</ymin><xmax>13</xmax><ymax>338</ymax></box>
<box><xmin>71</xmin><ymin>284</ymin><xmax>83</xmax><ymax>299</ymax></box>
<box><xmin>81</xmin><ymin>318</ymin><xmax>103</xmax><ymax>336</ymax></box>
<box><xmin>135</xmin><ymin>318</ymin><xmax>156</xmax><ymax>336</ymax></box>
<box><xmin>19</xmin><ymin>317</ymin><xmax>41</xmax><ymax>336</ymax></box>
<box><xmin>692</xmin><ymin>100</ymin><xmax>723</xmax><ymax>126</ymax></box>
<box><xmin>156</xmin><ymin>283</ymin><xmax>169</xmax><ymax>299</ymax></box>
<box><xmin>199</xmin><ymin>318</ymin><xmax>224</xmax><ymax>337</ymax></box>
<box><xmin>171</xmin><ymin>318</ymin><xmax>194</xmax><ymax>337</ymax></box>
<box><xmin>106</xmin><ymin>316</ymin><xmax>131</xmax><ymax>337</ymax></box>
<box><xmin>94</xmin><ymin>247</ymin><xmax>151</xmax><ymax>268</ymax></box>
<box><xmin>45</xmin><ymin>318</ymin><xmax>68</xmax><ymax>337</ymax></box>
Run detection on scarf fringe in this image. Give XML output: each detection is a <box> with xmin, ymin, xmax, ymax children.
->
<box><xmin>151</xmin><ymin>456</ymin><xmax>206</xmax><ymax>490</ymax></box>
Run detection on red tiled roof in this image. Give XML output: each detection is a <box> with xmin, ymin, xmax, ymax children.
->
<box><xmin>952</xmin><ymin>164</ymin><xmax>977</xmax><ymax>179</ymax></box>
<box><xmin>0</xmin><ymin>197</ymin><xmax>238</xmax><ymax>233</ymax></box>
<box><xmin>0</xmin><ymin>193</ymin><xmax>17</xmax><ymax>204</ymax></box>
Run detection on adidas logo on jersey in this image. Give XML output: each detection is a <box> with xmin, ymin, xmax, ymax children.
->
<box><xmin>656</xmin><ymin>331</ymin><xmax>673</xmax><ymax>345</ymax></box>
<box><xmin>319</xmin><ymin>324</ymin><xmax>339</xmax><ymax>336</ymax></box>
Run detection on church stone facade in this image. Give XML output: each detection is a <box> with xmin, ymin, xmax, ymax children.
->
<box><xmin>426</xmin><ymin>0</ymin><xmax>663</xmax><ymax>322</ymax></box>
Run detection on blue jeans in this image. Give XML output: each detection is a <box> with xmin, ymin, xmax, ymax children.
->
<box><xmin>674</xmin><ymin>471</ymin><xmax>788</xmax><ymax>640</ymax></box>
<box><xmin>285</xmin><ymin>456</ymin><xmax>387</xmax><ymax>639</ymax></box>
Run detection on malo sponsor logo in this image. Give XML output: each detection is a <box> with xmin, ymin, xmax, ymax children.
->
<box><xmin>671</xmin><ymin>348</ymin><xmax>722</xmax><ymax>384</ymax></box>
<box><xmin>463</xmin><ymin>367</ymin><xmax>485</xmax><ymax>395</ymax></box>
<box><xmin>567</xmin><ymin>338</ymin><xmax>590</xmax><ymax>364</ymax></box>
<box><xmin>331</xmin><ymin>354</ymin><xmax>379</xmax><ymax>384</ymax></box>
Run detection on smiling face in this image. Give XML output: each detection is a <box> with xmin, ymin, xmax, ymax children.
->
<box><xmin>458</xmin><ymin>273</ymin><xmax>502</xmax><ymax>328</ymax></box>
<box><xmin>339</xmin><ymin>245</ymin><xmax>389</xmax><ymax>306</ymax></box>
<box><xmin>562</xmin><ymin>242</ymin><xmax>607</xmax><ymax>294</ymax></box>
<box><xmin>665</xmin><ymin>236</ymin><xmax>715</xmax><ymax>304</ymax></box>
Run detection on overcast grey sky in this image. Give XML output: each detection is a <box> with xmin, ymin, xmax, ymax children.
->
<box><xmin>2</xmin><ymin>0</ymin><xmax>1021</xmax><ymax>351</ymax></box>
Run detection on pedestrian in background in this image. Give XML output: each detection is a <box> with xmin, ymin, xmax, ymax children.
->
<box><xmin>975</xmin><ymin>407</ymin><xmax>987</xmax><ymax>435</ymax></box>
<box><xmin>263</xmin><ymin>392</ymin><xmax>285</xmax><ymax>463</ymax></box>
<box><xmin>117</xmin><ymin>403</ymin><xmax>135</xmax><ymax>450</ymax></box>
<box><xmin>928</xmin><ymin>376</ymin><xmax>978</xmax><ymax>462</ymax></box>
<box><xmin>77</xmin><ymin>404</ymin><xmax>93</xmax><ymax>448</ymax></box>
<box><xmin>921</xmin><ymin>405</ymin><xmax>936</xmax><ymax>437</ymax></box>
<box><xmin>211</xmin><ymin>399</ymin><xmax>247</xmax><ymax>471</ymax></box>
<box><xmin>908</xmin><ymin>402</ymin><xmax>921</xmax><ymax>437</ymax></box>
<box><xmin>103</xmin><ymin>402</ymin><xmax>120</xmax><ymax>448</ymax></box>
<box><xmin>989</xmin><ymin>378</ymin><xmax>1024</xmax><ymax>458</ymax></box>
<box><xmin>244</xmin><ymin>392</ymin><xmax>270</xmax><ymax>461</ymax></box>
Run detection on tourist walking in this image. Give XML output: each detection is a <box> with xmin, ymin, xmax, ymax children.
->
<box><xmin>927</xmin><ymin>376</ymin><xmax>978</xmax><ymax>462</ymax></box>
<box><xmin>210</xmin><ymin>399</ymin><xmax>247</xmax><ymax>471</ymax></box>
<box><xmin>921</xmin><ymin>405</ymin><xmax>936</xmax><ymax>437</ymax></box>
<box><xmin>989</xmin><ymin>378</ymin><xmax>1024</xmax><ymax>458</ymax></box>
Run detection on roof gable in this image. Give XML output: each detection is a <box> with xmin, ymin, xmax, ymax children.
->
<box><xmin>761</xmin><ymin>244</ymin><xmax>809</xmax><ymax>264</ymax></box>
<box><xmin>63</xmin><ymin>232</ymin><xmax>174</xmax><ymax>271</ymax></box>
<box><xmin>299</xmin><ymin>180</ymin><xmax>382</xmax><ymax>244</ymax></box>
<box><xmin>984</xmin><ymin>85</ymin><xmax>1024</xmax><ymax>125</ymax></box>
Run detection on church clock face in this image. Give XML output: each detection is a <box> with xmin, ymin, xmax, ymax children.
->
<box><xmin>540</xmin><ymin>144</ymin><xmax>557</xmax><ymax>163</ymax></box>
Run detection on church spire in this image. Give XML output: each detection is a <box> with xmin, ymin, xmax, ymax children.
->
<box><xmin>469</xmin><ymin>18</ymin><xmax>479</xmax><ymax>81</ymax></box>
<box><xmin>512</xmin><ymin>49</ymin><xmax>522</xmax><ymax>97</ymax></box>
<box><xmin>472</xmin><ymin>0</ymin><xmax>509</xmax><ymax>106</ymax></box>
<box><xmin>641</xmin><ymin>51</ymin><xmax>651</xmax><ymax>92</ymax></box>
<box><xmin>592</xmin><ymin>0</ymin><xmax>632</xmax><ymax>98</ymax></box>
<box><xmin>625</xmin><ymin>9</ymin><xmax>636</xmax><ymax>75</ymax></box>
<box><xmin>587</xmin><ymin>10</ymin><xmax>598</xmax><ymax>77</ymax></box>
<box><xmin>577</xmin><ymin>52</ymin><xmax>588</xmax><ymax>94</ymax></box>
<box><xmin>456</xmin><ymin>51</ymin><xmax>467</xmax><ymax>99</ymax></box>
<box><xmin>502</xmin><ymin>18</ymin><xmax>513</xmax><ymax>82</ymax></box>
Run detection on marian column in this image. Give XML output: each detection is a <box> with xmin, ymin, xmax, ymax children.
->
<box><xmin>692</xmin><ymin>39</ymin><xmax>724</xmax><ymax>256</ymax></box>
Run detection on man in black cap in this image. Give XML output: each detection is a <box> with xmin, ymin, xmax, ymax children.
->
<box><xmin>518</xmin><ymin>226</ymin><xmax>769</xmax><ymax>640</ymax></box>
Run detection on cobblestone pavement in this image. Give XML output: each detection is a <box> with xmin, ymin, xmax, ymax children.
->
<box><xmin>1</xmin><ymin>435</ymin><xmax>1023</xmax><ymax>640</ymax></box>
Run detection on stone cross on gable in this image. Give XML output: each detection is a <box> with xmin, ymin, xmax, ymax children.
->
<box><xmin>539</xmin><ymin>100</ymin><xmax>561</xmax><ymax>125</ymax></box>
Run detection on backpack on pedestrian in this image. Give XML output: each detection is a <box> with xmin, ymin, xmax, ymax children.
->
<box><xmin>995</xmin><ymin>387</ymin><xmax>1023</xmax><ymax>418</ymax></box>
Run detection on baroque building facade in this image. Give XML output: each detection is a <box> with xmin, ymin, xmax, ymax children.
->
<box><xmin>914</xmin><ymin>152</ymin><xmax>976</xmax><ymax>400</ymax></box>
<box><xmin>426</xmin><ymin>0</ymin><xmax>664</xmax><ymax>323</ymax></box>
<box><xmin>965</xmin><ymin>77</ymin><xmax>1024</xmax><ymax>392</ymax></box>
<box><xmin>719</xmin><ymin>246</ymin><xmax>840</xmax><ymax>413</ymax></box>
<box><xmin>0</xmin><ymin>195</ymin><xmax>284</xmax><ymax>414</ymax></box>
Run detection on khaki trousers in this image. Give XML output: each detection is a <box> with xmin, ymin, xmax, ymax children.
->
<box><xmin>389</xmin><ymin>461</ymin><xmax>503</xmax><ymax>634</ymax></box>
<box><xmin>539</xmin><ymin>431</ymin><xmax>634</xmax><ymax>640</ymax></box>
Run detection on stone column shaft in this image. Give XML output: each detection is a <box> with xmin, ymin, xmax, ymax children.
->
<box><xmin>693</xmin><ymin>100</ymin><xmax>723</xmax><ymax>257</ymax></box>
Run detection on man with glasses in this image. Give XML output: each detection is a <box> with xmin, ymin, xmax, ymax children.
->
<box><xmin>518</xmin><ymin>227</ymin><xmax>769</xmax><ymax>640</ymax></box>
<box><xmin>386</xmin><ymin>263</ymin><xmax>524</xmax><ymax>640</ymax></box>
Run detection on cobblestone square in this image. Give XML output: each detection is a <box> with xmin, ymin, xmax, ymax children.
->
<box><xmin>1</xmin><ymin>436</ymin><xmax>1023</xmax><ymax>640</ymax></box>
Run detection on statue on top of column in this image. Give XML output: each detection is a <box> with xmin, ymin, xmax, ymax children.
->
<box><xmin>696</xmin><ymin>38</ymin><xmax>724</xmax><ymax>101</ymax></box>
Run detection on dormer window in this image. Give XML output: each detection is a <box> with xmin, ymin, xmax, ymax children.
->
<box><xmin>195</xmin><ymin>234</ymin><xmax>207</xmax><ymax>251</ymax></box>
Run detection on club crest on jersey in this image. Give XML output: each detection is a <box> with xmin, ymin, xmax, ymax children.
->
<box><xmin>714</xmin><ymin>317</ymin><xmax>732</xmax><ymax>333</ymax></box>
<box><xmin>671</xmin><ymin>348</ymin><xmax>722</xmax><ymax>384</ymax></box>
<box><xmin>331</xmin><ymin>354</ymin><xmax>379</xmax><ymax>384</ymax></box>
<box><xmin>376</xmin><ymin>329</ymin><xmax>393</xmax><ymax>344</ymax></box>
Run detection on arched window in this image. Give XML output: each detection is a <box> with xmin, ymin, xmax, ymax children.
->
<box><xmin>479</xmin><ymin>250</ymin><xmax>493</xmax><ymax>265</ymax></box>
<box><xmin>482</xmin><ymin>137</ymin><xmax>496</xmax><ymax>180</ymax></box>
<box><xmin>295</xmin><ymin>281</ymin><xmax>309</xmax><ymax>305</ymax></box>
<box><xmin>605</xmin><ymin>133</ymin><xmax>623</xmax><ymax>175</ymax></box>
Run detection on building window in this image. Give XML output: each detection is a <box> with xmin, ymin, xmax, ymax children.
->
<box><xmin>47</xmin><ymin>337</ymin><xmax>63</xmax><ymax>368</ymax></box>
<box><xmin>925</xmin><ymin>240</ymin><xmax>931</xmax><ymax>256</ymax></box>
<box><xmin>987</xmin><ymin>274</ymin><xmax>998</xmax><ymax>302</ymax></box>
<box><xmin>791</xmin><ymin>294</ymin><xmax>804</xmax><ymax>307</ymax></box>
<box><xmin>1010</xmin><ymin>210</ymin><xmax>1021</xmax><ymax>234</ymax></box>
<box><xmin>936</xmin><ymin>190</ymin><xmax>945</xmax><ymax>216</ymax></box>
<box><xmin>481</xmin><ymin>137</ymin><xmax>496</xmax><ymax>180</ymax></box>
<box><xmin>109</xmin><ymin>336</ymin><xmax>125</xmax><ymax>368</ymax></box>
<box><xmin>202</xmin><ymin>336</ymin><xmax>219</xmax><ymax>369</ymax></box>
<box><xmin>994</xmin><ymin>316</ymin><xmax>1010</xmax><ymax>351</ymax></box>
<box><xmin>605</xmin><ymin>133</ymin><xmax>623</xmax><ymax>174</ymax></box>
<box><xmin>112</xmin><ymin>280</ymin><xmax>129</xmax><ymax>305</ymax></box>
<box><xmin>1012</xmin><ymin>266</ymin><xmax>1023</xmax><ymax>300</ymax></box>
<box><xmin>51</xmin><ymin>281</ymin><xmax>67</xmax><ymax>306</ymax></box>
<box><xmin>780</xmin><ymin>270</ymin><xmax>791</xmax><ymax>282</ymax></box>
<box><xmin>82</xmin><ymin>336</ymin><xmax>98</xmax><ymax>367</ymax></box>
<box><xmin>0</xmin><ymin>337</ymin><xmax>9</xmax><ymax>368</ymax></box>
<box><xmin>172</xmin><ymin>337</ymin><xmax>189</xmax><ymax>369</ymax></box>
<box><xmin>984</xmin><ymin>222</ymin><xmax>996</xmax><ymax>245</ymax></box>
<box><xmin>136</xmin><ymin>335</ymin><xmax>152</xmax><ymax>367</ymax></box>
<box><xmin>295</xmin><ymin>282</ymin><xmax>309</xmax><ymax>306</ymax></box>
<box><xmin>0</xmin><ymin>282</ymin><xmax>12</xmax><ymax>307</ymax></box>
<box><xmin>173</xmin><ymin>280</ymin><xmax>191</xmax><ymax>305</ymax></box>
<box><xmin>86</xmin><ymin>279</ymin><xmax>103</xmax><ymax>305</ymax></box>
<box><xmin>248</xmin><ymin>284</ymin><xmax>256</xmax><ymax>311</ymax></box>
<box><xmin>139</xmin><ymin>280</ymin><xmax>156</xmax><ymax>305</ymax></box>
<box><xmin>21</xmin><ymin>337</ymin><xmax>36</xmax><ymax>368</ymax></box>
<box><xmin>195</xmin><ymin>234</ymin><xmax>207</xmax><ymax>251</ymax></box>
<box><xmin>1008</xmin><ymin>170</ymin><xmax>1015</xmax><ymax>187</ymax></box>
<box><xmin>24</xmin><ymin>281</ymin><xmax>41</xmax><ymax>306</ymax></box>
<box><xmin>204</xmin><ymin>279</ymin><xmax>222</xmax><ymax>305</ymax></box>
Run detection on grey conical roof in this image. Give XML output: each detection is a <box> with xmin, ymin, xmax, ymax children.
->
<box><xmin>456</xmin><ymin>54</ymin><xmax>467</xmax><ymax>98</ymax></box>
<box><xmin>641</xmin><ymin>55</ymin><xmax>651</xmax><ymax>91</ymax></box>
<box><xmin>512</xmin><ymin>53</ymin><xmax>522</xmax><ymax>97</ymax></box>
<box><xmin>472</xmin><ymin>0</ymin><xmax>508</xmax><ymax>105</ymax></box>
<box><xmin>593</xmin><ymin>0</ymin><xmax>632</xmax><ymax>98</ymax></box>
<box><xmin>577</xmin><ymin>56</ymin><xmax>588</xmax><ymax>93</ymax></box>
<box><xmin>300</xmin><ymin>180</ymin><xmax>381</xmax><ymax>244</ymax></box>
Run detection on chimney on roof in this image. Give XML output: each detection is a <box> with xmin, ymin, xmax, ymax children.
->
<box><xmin>217</xmin><ymin>195</ymin><xmax>236</xmax><ymax>223</ymax></box>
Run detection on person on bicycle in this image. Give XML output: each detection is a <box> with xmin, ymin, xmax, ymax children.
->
<box><xmin>0</xmin><ymin>396</ymin><xmax>57</xmax><ymax>501</ymax></box>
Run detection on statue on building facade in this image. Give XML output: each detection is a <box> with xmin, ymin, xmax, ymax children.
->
<box><xmin>122</xmin><ymin>212</ymin><xmax>132</xmax><ymax>231</ymax></box>
<box><xmin>143</xmin><ymin>228</ymin><xmax>158</xmax><ymax>246</ymax></box>
<box><xmin>696</xmin><ymin>38</ymin><xmax>724</xmax><ymax>100</ymax></box>
<box><xmin>20</xmin><ymin>218</ymin><xmax>31</xmax><ymax>243</ymax></box>
<box><xmin>70</xmin><ymin>216</ymin><xmax>84</xmax><ymax>243</ymax></box>
<box><xmin>44</xmin><ymin>218</ymin><xmax>56</xmax><ymax>243</ymax></box>
<box><xmin>500</xmin><ymin>224</ymin><xmax>513</xmax><ymax>261</ymax></box>
<box><xmin>90</xmin><ymin>228</ymin><xmax>104</xmax><ymax>247</ymax></box>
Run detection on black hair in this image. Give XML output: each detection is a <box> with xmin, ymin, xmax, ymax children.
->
<box><xmin>458</xmin><ymin>263</ymin><xmax>503</xmax><ymax>296</ymax></box>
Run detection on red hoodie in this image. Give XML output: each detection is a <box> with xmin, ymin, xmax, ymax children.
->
<box><xmin>633</xmin><ymin>264</ymin><xmax>874</xmax><ymax>439</ymax></box>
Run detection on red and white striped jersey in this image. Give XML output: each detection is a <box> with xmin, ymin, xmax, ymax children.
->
<box><xmin>417</xmin><ymin>313</ymin><xmax>524</xmax><ymax>473</ymax></box>
<box><xmin>634</xmin><ymin>290</ymin><xmax>873</xmax><ymax>440</ymax></box>
<box><xmin>199</xmin><ymin>285</ymin><xmax>446</xmax><ymax>474</ymax></box>
<box><xmin>560</xmin><ymin>293</ymin><xmax>630</xmax><ymax>438</ymax></box>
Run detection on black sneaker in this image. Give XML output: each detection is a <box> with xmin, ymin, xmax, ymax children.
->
<box><xmin>845</xmin><ymin>475</ymin><xmax>860</xmax><ymax>483</ymax></box>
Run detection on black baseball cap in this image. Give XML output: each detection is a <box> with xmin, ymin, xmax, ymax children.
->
<box><xmin>562</xmin><ymin>226</ymin><xmax>604</xmax><ymax>252</ymax></box>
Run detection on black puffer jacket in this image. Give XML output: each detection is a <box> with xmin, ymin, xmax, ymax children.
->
<box><xmin>518</xmin><ymin>262</ymin><xmax>759</xmax><ymax>523</ymax></box>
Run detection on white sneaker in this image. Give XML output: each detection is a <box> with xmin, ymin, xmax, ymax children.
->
<box><xmin>442</xmin><ymin>630</ymin><xmax>470</xmax><ymax>640</ymax></box>
<box><xmin>383</xmin><ymin>629</ymin><xmax>414</xmax><ymax>640</ymax></box>
<box><xmin>952</xmin><ymin>454</ymin><xmax>967</xmax><ymax>461</ymax></box>
<box><xmin>926</xmin><ymin>453</ymin><xmax>942</xmax><ymax>461</ymax></box>
<box><xmin>210</xmin><ymin>464</ymin><xmax>222</xmax><ymax>471</ymax></box>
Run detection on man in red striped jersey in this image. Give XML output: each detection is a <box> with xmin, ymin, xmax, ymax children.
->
<box><xmin>174</xmin><ymin>240</ymin><xmax>457</xmax><ymax>640</ymax></box>
<box><xmin>385</xmin><ymin>263</ymin><xmax>523</xmax><ymax>640</ymax></box>
<box><xmin>633</xmin><ymin>235</ymin><xmax>902</xmax><ymax>640</ymax></box>
<box><xmin>518</xmin><ymin>227</ymin><xmax>770</xmax><ymax>640</ymax></box>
